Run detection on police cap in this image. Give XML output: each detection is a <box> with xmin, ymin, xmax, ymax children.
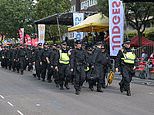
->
<box><xmin>44</xmin><ymin>42</ymin><xmax>48</xmax><ymax>46</ymax></box>
<box><xmin>75</xmin><ymin>40</ymin><xmax>82</xmax><ymax>44</ymax></box>
<box><xmin>95</xmin><ymin>41</ymin><xmax>103</xmax><ymax>46</ymax></box>
<box><xmin>62</xmin><ymin>41</ymin><xmax>67</xmax><ymax>45</ymax></box>
<box><xmin>123</xmin><ymin>38</ymin><xmax>131</xmax><ymax>44</ymax></box>
<box><xmin>38</xmin><ymin>43</ymin><xmax>42</xmax><ymax>46</ymax></box>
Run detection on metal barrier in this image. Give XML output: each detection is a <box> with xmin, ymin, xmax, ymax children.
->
<box><xmin>110</xmin><ymin>59</ymin><xmax>115</xmax><ymax>72</ymax></box>
<box><xmin>134</xmin><ymin>45</ymin><xmax>154</xmax><ymax>58</ymax></box>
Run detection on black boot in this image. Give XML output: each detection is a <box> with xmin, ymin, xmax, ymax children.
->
<box><xmin>119</xmin><ymin>83</ymin><xmax>124</xmax><ymax>93</ymax></box>
<box><xmin>127</xmin><ymin>90</ymin><xmax>131</xmax><ymax>96</ymax></box>
<box><xmin>102</xmin><ymin>84</ymin><xmax>106</xmax><ymax>89</ymax></box>
<box><xmin>21</xmin><ymin>70</ymin><xmax>23</xmax><ymax>75</ymax></box>
<box><xmin>89</xmin><ymin>86</ymin><xmax>94</xmax><ymax>91</ymax></box>
<box><xmin>48</xmin><ymin>80</ymin><xmax>52</xmax><ymax>83</ymax></box>
<box><xmin>75</xmin><ymin>90</ymin><xmax>80</xmax><ymax>95</ymax></box>
<box><xmin>60</xmin><ymin>85</ymin><xmax>64</xmax><ymax>90</ymax></box>
<box><xmin>97</xmin><ymin>88</ymin><xmax>103</xmax><ymax>92</ymax></box>
<box><xmin>97</xmin><ymin>84</ymin><xmax>103</xmax><ymax>92</ymax></box>
<box><xmin>33</xmin><ymin>74</ymin><xmax>36</xmax><ymax>78</ymax></box>
<box><xmin>64</xmin><ymin>82</ymin><xmax>70</xmax><ymax>90</ymax></box>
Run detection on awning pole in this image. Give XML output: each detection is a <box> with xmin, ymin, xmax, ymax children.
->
<box><xmin>56</xmin><ymin>16</ymin><xmax>62</xmax><ymax>41</ymax></box>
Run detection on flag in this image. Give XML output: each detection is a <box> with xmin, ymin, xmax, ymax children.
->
<box><xmin>109</xmin><ymin>0</ymin><xmax>124</xmax><ymax>56</ymax></box>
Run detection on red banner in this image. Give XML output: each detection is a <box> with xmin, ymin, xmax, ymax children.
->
<box><xmin>32</xmin><ymin>38</ymin><xmax>38</xmax><ymax>47</ymax></box>
<box><xmin>19</xmin><ymin>28</ymin><xmax>24</xmax><ymax>44</ymax></box>
<box><xmin>25</xmin><ymin>34</ymin><xmax>32</xmax><ymax>45</ymax></box>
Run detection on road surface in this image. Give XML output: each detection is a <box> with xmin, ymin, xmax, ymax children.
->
<box><xmin>0</xmin><ymin>68</ymin><xmax>154</xmax><ymax>115</ymax></box>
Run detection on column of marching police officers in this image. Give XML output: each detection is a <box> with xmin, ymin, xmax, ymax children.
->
<box><xmin>0</xmin><ymin>39</ymin><xmax>136</xmax><ymax>96</ymax></box>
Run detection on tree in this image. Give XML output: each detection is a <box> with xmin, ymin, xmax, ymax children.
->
<box><xmin>34</xmin><ymin>0</ymin><xmax>71</xmax><ymax>41</ymax></box>
<box><xmin>0</xmin><ymin>0</ymin><xmax>35</xmax><ymax>41</ymax></box>
<box><xmin>125</xmin><ymin>2</ymin><xmax>154</xmax><ymax>46</ymax></box>
<box><xmin>97</xmin><ymin>0</ymin><xmax>154</xmax><ymax>46</ymax></box>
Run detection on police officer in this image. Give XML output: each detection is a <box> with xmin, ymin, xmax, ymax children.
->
<box><xmin>51</xmin><ymin>44</ymin><xmax>59</xmax><ymax>87</ymax></box>
<box><xmin>70</xmin><ymin>40</ymin><xmax>87</xmax><ymax>95</ymax></box>
<box><xmin>1</xmin><ymin>46</ymin><xmax>6</xmax><ymax>68</ymax></box>
<box><xmin>92</xmin><ymin>42</ymin><xmax>105</xmax><ymax>92</ymax></box>
<box><xmin>8</xmin><ymin>46</ymin><xmax>13</xmax><ymax>70</ymax></box>
<box><xmin>33</xmin><ymin>43</ymin><xmax>43</xmax><ymax>80</ymax></box>
<box><xmin>115</xmin><ymin>39</ymin><xmax>136</xmax><ymax>96</ymax></box>
<box><xmin>58</xmin><ymin>42</ymin><xmax>70</xmax><ymax>90</ymax></box>
<box><xmin>46</xmin><ymin>45</ymin><xmax>55</xmax><ymax>83</ymax></box>
<box><xmin>15</xmin><ymin>45</ymin><xmax>20</xmax><ymax>73</ymax></box>
<box><xmin>17</xmin><ymin>45</ymin><xmax>27</xmax><ymax>75</ymax></box>
<box><xmin>100</xmin><ymin>44</ymin><xmax>111</xmax><ymax>88</ymax></box>
<box><xmin>11</xmin><ymin>45</ymin><xmax>17</xmax><ymax>72</ymax></box>
<box><xmin>85</xmin><ymin>45</ymin><xmax>95</xmax><ymax>91</ymax></box>
<box><xmin>41</xmin><ymin>42</ymin><xmax>49</xmax><ymax>81</ymax></box>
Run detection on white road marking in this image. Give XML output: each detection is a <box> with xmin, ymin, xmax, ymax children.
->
<box><xmin>149</xmin><ymin>92</ymin><xmax>154</xmax><ymax>95</ymax></box>
<box><xmin>36</xmin><ymin>104</ymin><xmax>40</xmax><ymax>107</ymax></box>
<box><xmin>17</xmin><ymin>110</ymin><xmax>24</xmax><ymax>115</ymax></box>
<box><xmin>0</xmin><ymin>95</ymin><xmax>5</xmax><ymax>99</ymax></box>
<box><xmin>7</xmin><ymin>101</ymin><xmax>14</xmax><ymax>107</ymax></box>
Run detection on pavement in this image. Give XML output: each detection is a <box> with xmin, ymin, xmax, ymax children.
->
<box><xmin>0</xmin><ymin>68</ymin><xmax>154</xmax><ymax>115</ymax></box>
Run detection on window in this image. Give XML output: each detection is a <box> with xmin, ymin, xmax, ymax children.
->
<box><xmin>81</xmin><ymin>1</ymin><xmax>88</xmax><ymax>10</ymax></box>
<box><xmin>70</xmin><ymin>5</ymin><xmax>76</xmax><ymax>12</ymax></box>
<box><xmin>89</xmin><ymin>0</ymin><xmax>97</xmax><ymax>7</ymax></box>
<box><xmin>81</xmin><ymin>0</ymin><xmax>97</xmax><ymax>10</ymax></box>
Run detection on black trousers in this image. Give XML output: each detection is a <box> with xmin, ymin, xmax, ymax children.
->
<box><xmin>47</xmin><ymin>64</ymin><xmax>54</xmax><ymax>81</ymax></box>
<box><xmin>12</xmin><ymin>60</ymin><xmax>16</xmax><ymax>71</ymax></box>
<box><xmin>35</xmin><ymin>61</ymin><xmax>42</xmax><ymax>79</ymax></box>
<box><xmin>120</xmin><ymin>66</ymin><xmax>134</xmax><ymax>91</ymax></box>
<box><xmin>41</xmin><ymin>62</ymin><xmax>47</xmax><ymax>80</ymax></box>
<box><xmin>19</xmin><ymin>57</ymin><xmax>25</xmax><ymax>72</ymax></box>
<box><xmin>1</xmin><ymin>58</ymin><xmax>5</xmax><ymax>68</ymax></box>
<box><xmin>74</xmin><ymin>65</ymin><xmax>86</xmax><ymax>91</ymax></box>
<box><xmin>59</xmin><ymin>64</ymin><xmax>70</xmax><ymax>87</ymax></box>
<box><xmin>94</xmin><ymin>64</ymin><xmax>105</xmax><ymax>90</ymax></box>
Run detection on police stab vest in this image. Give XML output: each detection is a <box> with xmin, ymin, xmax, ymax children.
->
<box><xmin>59</xmin><ymin>50</ymin><xmax>70</xmax><ymax>64</ymax></box>
<box><xmin>121</xmin><ymin>51</ymin><xmax>136</xmax><ymax>64</ymax></box>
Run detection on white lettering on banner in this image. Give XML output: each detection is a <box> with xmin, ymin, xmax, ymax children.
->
<box><xmin>38</xmin><ymin>24</ymin><xmax>45</xmax><ymax>44</ymax></box>
<box><xmin>109</xmin><ymin>0</ymin><xmax>124</xmax><ymax>56</ymax></box>
<box><xmin>73</xmin><ymin>13</ymin><xmax>84</xmax><ymax>40</ymax></box>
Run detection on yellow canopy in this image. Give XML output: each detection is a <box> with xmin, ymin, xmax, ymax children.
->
<box><xmin>68</xmin><ymin>13</ymin><xmax>109</xmax><ymax>32</ymax></box>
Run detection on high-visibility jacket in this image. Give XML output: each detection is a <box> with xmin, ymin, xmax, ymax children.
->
<box><xmin>59</xmin><ymin>50</ymin><xmax>70</xmax><ymax>64</ymax></box>
<box><xmin>121</xmin><ymin>51</ymin><xmax>136</xmax><ymax>64</ymax></box>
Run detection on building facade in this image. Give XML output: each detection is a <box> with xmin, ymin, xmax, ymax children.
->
<box><xmin>70</xmin><ymin>0</ymin><xmax>98</xmax><ymax>12</ymax></box>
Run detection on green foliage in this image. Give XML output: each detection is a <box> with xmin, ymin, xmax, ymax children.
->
<box><xmin>145</xmin><ymin>31</ymin><xmax>154</xmax><ymax>41</ymax></box>
<box><xmin>0</xmin><ymin>0</ymin><xmax>35</xmax><ymax>38</ymax></box>
<box><xmin>97</xmin><ymin>0</ymin><xmax>154</xmax><ymax>46</ymax></box>
<box><xmin>127</xmin><ymin>32</ymin><xmax>137</xmax><ymax>39</ymax></box>
<box><xmin>0</xmin><ymin>0</ymin><xmax>71</xmax><ymax>41</ymax></box>
<box><xmin>97</xmin><ymin>0</ymin><xmax>108</xmax><ymax>16</ymax></box>
<box><xmin>34</xmin><ymin>0</ymin><xmax>71</xmax><ymax>41</ymax></box>
<box><xmin>128</xmin><ymin>28</ymin><xmax>154</xmax><ymax>41</ymax></box>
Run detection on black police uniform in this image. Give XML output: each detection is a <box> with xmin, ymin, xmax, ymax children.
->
<box><xmin>11</xmin><ymin>47</ymin><xmax>17</xmax><ymax>72</ymax></box>
<box><xmin>85</xmin><ymin>46</ymin><xmax>95</xmax><ymax>91</ymax></box>
<box><xmin>70</xmin><ymin>41</ymin><xmax>87</xmax><ymax>95</ymax></box>
<box><xmin>116</xmin><ymin>44</ymin><xmax>136</xmax><ymax>96</ymax></box>
<box><xmin>41</xmin><ymin>46</ymin><xmax>49</xmax><ymax>81</ymax></box>
<box><xmin>52</xmin><ymin>46</ymin><xmax>59</xmax><ymax>86</ymax></box>
<box><xmin>58</xmin><ymin>47</ymin><xmax>70</xmax><ymax>90</ymax></box>
<box><xmin>1</xmin><ymin>48</ymin><xmax>6</xmax><ymax>68</ymax></box>
<box><xmin>92</xmin><ymin>42</ymin><xmax>108</xmax><ymax>92</ymax></box>
<box><xmin>34</xmin><ymin>43</ymin><xmax>43</xmax><ymax>80</ymax></box>
<box><xmin>7</xmin><ymin>48</ymin><xmax>13</xmax><ymax>70</ymax></box>
<box><xmin>17</xmin><ymin>47</ymin><xmax>27</xmax><ymax>75</ymax></box>
<box><xmin>100</xmin><ymin>49</ymin><xmax>111</xmax><ymax>88</ymax></box>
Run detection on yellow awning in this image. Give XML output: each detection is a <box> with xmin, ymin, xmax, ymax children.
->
<box><xmin>68</xmin><ymin>13</ymin><xmax>109</xmax><ymax>32</ymax></box>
